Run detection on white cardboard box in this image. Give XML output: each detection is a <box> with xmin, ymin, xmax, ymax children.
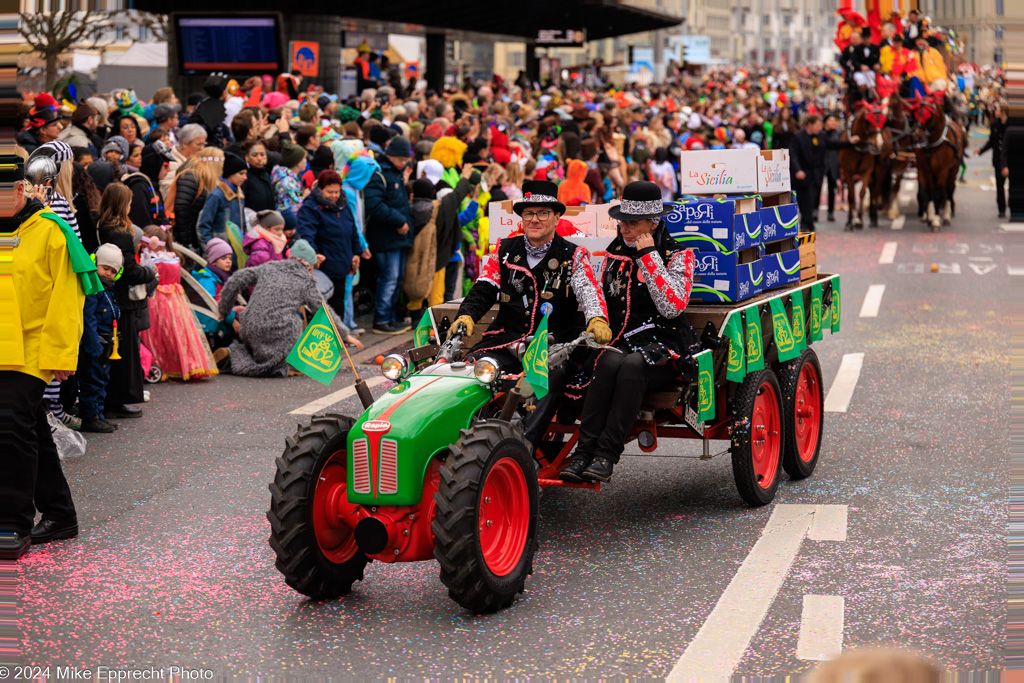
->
<box><xmin>679</xmin><ymin>149</ymin><xmax>760</xmax><ymax>194</ymax></box>
<box><xmin>757</xmin><ymin>149</ymin><xmax>791</xmax><ymax>194</ymax></box>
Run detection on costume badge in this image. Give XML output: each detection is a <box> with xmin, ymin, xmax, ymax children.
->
<box><xmin>500</xmin><ymin>293</ymin><xmax>511</xmax><ymax>302</ymax></box>
<box><xmin>513</xmin><ymin>254</ymin><xmax>521</xmax><ymax>263</ymax></box>
<box><xmin>541</xmin><ymin>291</ymin><xmax>554</xmax><ymax>300</ymax></box>
<box><xmin>547</xmin><ymin>258</ymin><xmax>558</xmax><ymax>270</ymax></box>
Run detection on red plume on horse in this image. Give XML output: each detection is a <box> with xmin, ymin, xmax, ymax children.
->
<box><xmin>906</xmin><ymin>92</ymin><xmax>965</xmax><ymax>231</ymax></box>
<box><xmin>838</xmin><ymin>99</ymin><xmax>893</xmax><ymax>230</ymax></box>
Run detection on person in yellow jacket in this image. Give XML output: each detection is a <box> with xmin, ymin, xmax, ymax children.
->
<box><xmin>0</xmin><ymin>158</ymin><xmax>101</xmax><ymax>559</ymax></box>
<box><xmin>908</xmin><ymin>33</ymin><xmax>948</xmax><ymax>94</ymax></box>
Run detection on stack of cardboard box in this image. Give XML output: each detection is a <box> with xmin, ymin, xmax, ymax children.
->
<box><xmin>665</xmin><ymin>148</ymin><xmax>799</xmax><ymax>303</ymax></box>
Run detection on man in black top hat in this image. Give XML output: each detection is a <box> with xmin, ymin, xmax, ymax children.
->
<box><xmin>560</xmin><ymin>181</ymin><xmax>698</xmax><ymax>483</ymax></box>
<box><xmin>453</xmin><ymin>179</ymin><xmax>611</xmax><ymax>445</ymax></box>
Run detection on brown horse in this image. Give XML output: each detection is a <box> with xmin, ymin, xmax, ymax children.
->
<box><xmin>838</xmin><ymin>102</ymin><xmax>893</xmax><ymax>229</ymax></box>
<box><xmin>881</xmin><ymin>94</ymin><xmax>916</xmax><ymax>220</ymax></box>
<box><xmin>909</xmin><ymin>93</ymin><xmax>965</xmax><ymax>231</ymax></box>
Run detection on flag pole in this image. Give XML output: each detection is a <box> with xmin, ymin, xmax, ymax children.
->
<box><xmin>316</xmin><ymin>293</ymin><xmax>374</xmax><ymax>409</ymax></box>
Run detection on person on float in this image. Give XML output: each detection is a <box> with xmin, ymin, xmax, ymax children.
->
<box><xmin>559</xmin><ymin>181</ymin><xmax>698</xmax><ymax>484</ymax></box>
<box><xmin>450</xmin><ymin>179</ymin><xmax>611</xmax><ymax>447</ymax></box>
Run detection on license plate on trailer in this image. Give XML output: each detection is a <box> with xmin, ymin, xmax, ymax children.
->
<box><xmin>684</xmin><ymin>398</ymin><xmax>704</xmax><ymax>434</ymax></box>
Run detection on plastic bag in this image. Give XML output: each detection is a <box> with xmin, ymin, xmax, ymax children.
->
<box><xmin>47</xmin><ymin>412</ymin><xmax>87</xmax><ymax>461</ymax></box>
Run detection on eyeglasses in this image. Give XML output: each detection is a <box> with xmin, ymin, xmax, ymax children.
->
<box><xmin>521</xmin><ymin>210</ymin><xmax>552</xmax><ymax>222</ymax></box>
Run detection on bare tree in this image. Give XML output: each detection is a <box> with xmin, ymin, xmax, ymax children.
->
<box><xmin>19</xmin><ymin>7</ymin><xmax>118</xmax><ymax>91</ymax></box>
<box><xmin>118</xmin><ymin>10</ymin><xmax>169</xmax><ymax>43</ymax></box>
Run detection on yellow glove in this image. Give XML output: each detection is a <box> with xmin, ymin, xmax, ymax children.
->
<box><xmin>586</xmin><ymin>317</ymin><xmax>612</xmax><ymax>345</ymax></box>
<box><xmin>450</xmin><ymin>315</ymin><xmax>475</xmax><ymax>339</ymax></box>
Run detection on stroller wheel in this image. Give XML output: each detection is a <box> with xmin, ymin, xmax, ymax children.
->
<box><xmin>146</xmin><ymin>364</ymin><xmax>163</xmax><ymax>384</ymax></box>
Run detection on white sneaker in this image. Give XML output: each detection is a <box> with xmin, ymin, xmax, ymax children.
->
<box><xmin>58</xmin><ymin>413</ymin><xmax>82</xmax><ymax>430</ymax></box>
<box><xmin>352</xmin><ymin>327</ymin><xmax>365</xmax><ymax>335</ymax></box>
<box><xmin>143</xmin><ymin>390</ymin><xmax>151</xmax><ymax>403</ymax></box>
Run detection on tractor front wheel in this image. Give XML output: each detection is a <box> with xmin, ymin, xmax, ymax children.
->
<box><xmin>433</xmin><ymin>420</ymin><xmax>539</xmax><ymax>613</ymax></box>
<box><xmin>268</xmin><ymin>414</ymin><xmax>370</xmax><ymax>599</ymax></box>
<box><xmin>731</xmin><ymin>369</ymin><xmax>785</xmax><ymax>506</ymax></box>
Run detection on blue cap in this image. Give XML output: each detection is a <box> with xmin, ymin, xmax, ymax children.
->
<box><xmin>540</xmin><ymin>302</ymin><xmax>553</xmax><ymax>316</ymax></box>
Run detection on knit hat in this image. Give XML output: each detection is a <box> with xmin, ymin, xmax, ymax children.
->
<box><xmin>95</xmin><ymin>243</ymin><xmax>124</xmax><ymax>271</ymax></box>
<box><xmin>416</xmin><ymin>159</ymin><xmax>444</xmax><ymax>185</ymax></box>
<box><xmin>384</xmin><ymin>135</ymin><xmax>413</xmax><ymax>158</ymax></box>
<box><xmin>412</xmin><ymin>178</ymin><xmax>436</xmax><ymax>200</ymax></box>
<box><xmin>280</xmin><ymin>141</ymin><xmax>306</xmax><ymax>169</ymax></box>
<box><xmin>257</xmin><ymin>209</ymin><xmax>285</xmax><ymax>228</ymax></box>
<box><xmin>72</xmin><ymin>101</ymin><xmax>98</xmax><ymax>125</ymax></box>
<box><xmin>222</xmin><ymin>152</ymin><xmax>248</xmax><ymax>177</ymax></box>
<box><xmin>101</xmin><ymin>135</ymin><xmax>130</xmax><ymax>161</ymax></box>
<box><xmin>287</xmin><ymin>238</ymin><xmax>316</xmax><ymax>265</ymax></box>
<box><xmin>310</xmin><ymin>145</ymin><xmax>335</xmax><ymax>178</ymax></box>
<box><xmin>205</xmin><ymin>237</ymin><xmax>233</xmax><ymax>264</ymax></box>
<box><xmin>369</xmin><ymin>125</ymin><xmax>393</xmax><ymax>148</ymax></box>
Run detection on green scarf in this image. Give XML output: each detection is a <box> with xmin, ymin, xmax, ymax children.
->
<box><xmin>39</xmin><ymin>210</ymin><xmax>103</xmax><ymax>296</ymax></box>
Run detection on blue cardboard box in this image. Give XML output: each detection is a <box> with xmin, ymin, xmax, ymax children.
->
<box><xmin>665</xmin><ymin>195</ymin><xmax>762</xmax><ymax>252</ymax></box>
<box><xmin>761</xmin><ymin>237</ymin><xmax>801</xmax><ymax>290</ymax></box>
<box><xmin>689</xmin><ymin>247</ymin><xmax>763</xmax><ymax>303</ymax></box>
<box><xmin>759</xmin><ymin>192</ymin><xmax>799</xmax><ymax>244</ymax></box>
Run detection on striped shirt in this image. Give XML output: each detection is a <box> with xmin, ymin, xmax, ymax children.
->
<box><xmin>49</xmin><ymin>192</ymin><xmax>81</xmax><ymax>240</ymax></box>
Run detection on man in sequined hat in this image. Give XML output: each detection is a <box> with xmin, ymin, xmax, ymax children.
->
<box><xmin>451</xmin><ymin>179</ymin><xmax>611</xmax><ymax>447</ymax></box>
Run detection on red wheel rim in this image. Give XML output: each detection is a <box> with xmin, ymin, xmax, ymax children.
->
<box><xmin>312</xmin><ymin>449</ymin><xmax>358</xmax><ymax>563</ymax></box>
<box><xmin>751</xmin><ymin>381</ymin><xmax>781</xmax><ymax>489</ymax></box>
<box><xmin>793</xmin><ymin>363</ymin><xmax>821</xmax><ymax>463</ymax></box>
<box><xmin>478</xmin><ymin>457</ymin><xmax>530</xmax><ymax>577</ymax></box>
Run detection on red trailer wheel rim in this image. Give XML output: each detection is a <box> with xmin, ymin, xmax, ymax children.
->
<box><xmin>751</xmin><ymin>382</ymin><xmax>781</xmax><ymax>489</ymax></box>
<box><xmin>794</xmin><ymin>363</ymin><xmax>821</xmax><ymax>463</ymax></box>
<box><xmin>312</xmin><ymin>450</ymin><xmax>358</xmax><ymax>563</ymax></box>
<box><xmin>478</xmin><ymin>457</ymin><xmax>530</xmax><ymax>577</ymax></box>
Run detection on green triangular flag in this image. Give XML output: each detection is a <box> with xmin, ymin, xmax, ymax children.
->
<box><xmin>413</xmin><ymin>310</ymin><xmax>434</xmax><ymax>347</ymax></box>
<box><xmin>723</xmin><ymin>313</ymin><xmax>746</xmax><ymax>383</ymax></box>
<box><xmin>286</xmin><ymin>304</ymin><xmax>345</xmax><ymax>386</ymax></box>
<box><xmin>809</xmin><ymin>283</ymin><xmax>824</xmax><ymax>342</ymax></box>
<box><xmin>830</xmin><ymin>276</ymin><xmax>841</xmax><ymax>333</ymax></box>
<box><xmin>695</xmin><ymin>349</ymin><xmax>715</xmax><ymax>422</ymax></box>
<box><xmin>745</xmin><ymin>307</ymin><xmax>764</xmax><ymax>372</ymax></box>
<box><xmin>769</xmin><ymin>297</ymin><xmax>800</xmax><ymax>362</ymax></box>
<box><xmin>523</xmin><ymin>313</ymin><xmax>550</xmax><ymax>399</ymax></box>
<box><xmin>791</xmin><ymin>291</ymin><xmax>807</xmax><ymax>353</ymax></box>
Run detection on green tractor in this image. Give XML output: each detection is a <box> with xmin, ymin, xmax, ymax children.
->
<box><xmin>268</xmin><ymin>275</ymin><xmax>837</xmax><ymax>612</ymax></box>
<box><xmin>268</xmin><ymin>323</ymin><xmax>615</xmax><ymax>612</ymax></box>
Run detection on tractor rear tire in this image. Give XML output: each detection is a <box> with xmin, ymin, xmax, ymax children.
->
<box><xmin>730</xmin><ymin>369</ymin><xmax>784</xmax><ymax>507</ymax></box>
<box><xmin>433</xmin><ymin>420</ymin><xmax>539</xmax><ymax>613</ymax></box>
<box><xmin>268</xmin><ymin>414</ymin><xmax>370</xmax><ymax>599</ymax></box>
<box><xmin>778</xmin><ymin>349</ymin><xmax>824</xmax><ymax>480</ymax></box>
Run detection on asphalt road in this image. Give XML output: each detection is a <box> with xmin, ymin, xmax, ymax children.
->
<box><xmin>15</xmin><ymin>137</ymin><xmax>1011</xmax><ymax>679</ymax></box>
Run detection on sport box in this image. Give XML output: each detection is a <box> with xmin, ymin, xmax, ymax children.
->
<box><xmin>689</xmin><ymin>245</ymin><xmax>763</xmax><ymax>304</ymax></box>
<box><xmin>678</xmin><ymin>148</ymin><xmax>792</xmax><ymax>195</ymax></box>
<box><xmin>665</xmin><ymin>195</ymin><xmax>762</xmax><ymax>252</ymax></box>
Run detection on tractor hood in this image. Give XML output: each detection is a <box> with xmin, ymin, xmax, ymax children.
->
<box><xmin>346</xmin><ymin>373</ymin><xmax>493</xmax><ymax>505</ymax></box>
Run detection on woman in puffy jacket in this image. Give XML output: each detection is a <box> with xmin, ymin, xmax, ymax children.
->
<box><xmin>296</xmin><ymin>170</ymin><xmax>363</xmax><ymax>313</ymax></box>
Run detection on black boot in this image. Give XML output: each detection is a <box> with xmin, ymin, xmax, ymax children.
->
<box><xmin>30</xmin><ymin>518</ymin><xmax>79</xmax><ymax>544</ymax></box>
<box><xmin>583</xmin><ymin>456</ymin><xmax>615</xmax><ymax>483</ymax></box>
<box><xmin>559</xmin><ymin>455</ymin><xmax>592</xmax><ymax>483</ymax></box>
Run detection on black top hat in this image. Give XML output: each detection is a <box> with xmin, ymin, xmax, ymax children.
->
<box><xmin>513</xmin><ymin>180</ymin><xmax>566</xmax><ymax>216</ymax></box>
<box><xmin>608</xmin><ymin>181</ymin><xmax>673</xmax><ymax>221</ymax></box>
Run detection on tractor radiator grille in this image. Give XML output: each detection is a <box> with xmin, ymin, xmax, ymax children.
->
<box><xmin>351</xmin><ymin>438</ymin><xmax>371</xmax><ymax>494</ymax></box>
<box><xmin>378</xmin><ymin>439</ymin><xmax>399</xmax><ymax>494</ymax></box>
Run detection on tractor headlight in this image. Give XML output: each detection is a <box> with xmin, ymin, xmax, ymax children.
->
<box><xmin>473</xmin><ymin>357</ymin><xmax>500</xmax><ymax>384</ymax></box>
<box><xmin>381</xmin><ymin>354</ymin><xmax>408</xmax><ymax>381</ymax></box>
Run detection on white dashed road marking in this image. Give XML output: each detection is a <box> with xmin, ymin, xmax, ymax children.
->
<box><xmin>824</xmin><ymin>353</ymin><xmax>864</xmax><ymax>413</ymax></box>
<box><xmin>668</xmin><ymin>505</ymin><xmax>849</xmax><ymax>681</ymax></box>
<box><xmin>879</xmin><ymin>242</ymin><xmax>898</xmax><ymax>264</ymax></box>
<box><xmin>796</xmin><ymin>595</ymin><xmax>845</xmax><ymax>661</ymax></box>
<box><xmin>859</xmin><ymin>285</ymin><xmax>885</xmax><ymax>318</ymax></box>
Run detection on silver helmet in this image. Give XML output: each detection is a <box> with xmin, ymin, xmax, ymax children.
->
<box><xmin>24</xmin><ymin>151</ymin><xmax>58</xmax><ymax>204</ymax></box>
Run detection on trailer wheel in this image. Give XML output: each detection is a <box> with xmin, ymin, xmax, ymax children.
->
<box><xmin>778</xmin><ymin>349</ymin><xmax>824</xmax><ymax>480</ymax></box>
<box><xmin>433</xmin><ymin>420</ymin><xmax>539</xmax><ymax>613</ymax></box>
<box><xmin>268</xmin><ymin>414</ymin><xmax>370</xmax><ymax>599</ymax></box>
<box><xmin>731</xmin><ymin>369</ymin><xmax>784</xmax><ymax>506</ymax></box>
